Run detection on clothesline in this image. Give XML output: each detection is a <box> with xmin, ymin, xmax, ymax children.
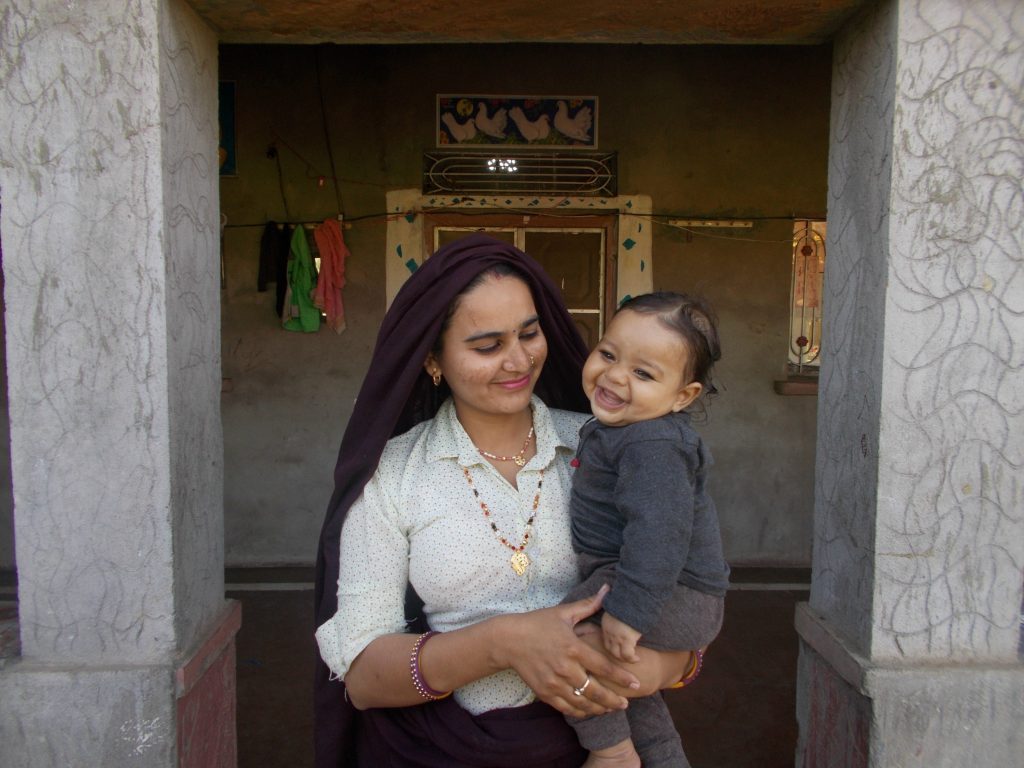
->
<box><xmin>224</xmin><ymin>218</ymin><xmax>352</xmax><ymax>230</ymax></box>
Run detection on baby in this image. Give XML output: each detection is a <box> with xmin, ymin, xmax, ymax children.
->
<box><xmin>564</xmin><ymin>292</ymin><xmax>730</xmax><ymax>768</ymax></box>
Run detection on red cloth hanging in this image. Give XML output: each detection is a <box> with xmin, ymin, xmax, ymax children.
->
<box><xmin>313</xmin><ymin>218</ymin><xmax>349</xmax><ymax>333</ymax></box>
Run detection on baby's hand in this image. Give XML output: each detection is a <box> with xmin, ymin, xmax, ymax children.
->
<box><xmin>601</xmin><ymin>611</ymin><xmax>642</xmax><ymax>663</ymax></box>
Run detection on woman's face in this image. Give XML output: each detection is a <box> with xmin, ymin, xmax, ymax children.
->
<box><xmin>425</xmin><ymin>273</ymin><xmax>548</xmax><ymax>422</ymax></box>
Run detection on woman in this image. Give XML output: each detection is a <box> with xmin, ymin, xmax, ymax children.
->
<box><xmin>314</xmin><ymin>235</ymin><xmax>695</xmax><ymax>767</ymax></box>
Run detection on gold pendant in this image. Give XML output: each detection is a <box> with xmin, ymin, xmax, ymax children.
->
<box><xmin>514</xmin><ymin>455</ymin><xmax>526</xmax><ymax>468</ymax></box>
<box><xmin>510</xmin><ymin>551</ymin><xmax>530</xmax><ymax>576</ymax></box>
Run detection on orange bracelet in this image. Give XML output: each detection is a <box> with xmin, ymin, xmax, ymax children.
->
<box><xmin>668</xmin><ymin>648</ymin><xmax>704</xmax><ymax>689</ymax></box>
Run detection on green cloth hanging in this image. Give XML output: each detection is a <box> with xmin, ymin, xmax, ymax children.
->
<box><xmin>283</xmin><ymin>226</ymin><xmax>321</xmax><ymax>333</ymax></box>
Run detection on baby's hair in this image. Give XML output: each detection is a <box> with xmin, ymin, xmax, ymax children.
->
<box><xmin>617</xmin><ymin>292</ymin><xmax>722</xmax><ymax>399</ymax></box>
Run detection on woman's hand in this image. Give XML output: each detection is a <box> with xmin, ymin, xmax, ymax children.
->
<box><xmin>489</xmin><ymin>585</ymin><xmax>641</xmax><ymax>718</ymax></box>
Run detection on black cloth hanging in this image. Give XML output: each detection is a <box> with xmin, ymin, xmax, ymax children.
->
<box><xmin>257</xmin><ymin>221</ymin><xmax>294</xmax><ymax>317</ymax></box>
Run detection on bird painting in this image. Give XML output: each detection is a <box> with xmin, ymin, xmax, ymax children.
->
<box><xmin>475</xmin><ymin>102</ymin><xmax>508</xmax><ymax>139</ymax></box>
<box><xmin>437</xmin><ymin>96</ymin><xmax>597</xmax><ymax>148</ymax></box>
<box><xmin>441</xmin><ymin>112</ymin><xmax>478</xmax><ymax>143</ymax></box>
<box><xmin>509</xmin><ymin>107</ymin><xmax>551</xmax><ymax>142</ymax></box>
<box><xmin>553</xmin><ymin>100</ymin><xmax>592</xmax><ymax>142</ymax></box>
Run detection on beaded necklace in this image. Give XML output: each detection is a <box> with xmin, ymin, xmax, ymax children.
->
<box><xmin>477</xmin><ymin>426</ymin><xmax>535</xmax><ymax>468</ymax></box>
<box><xmin>461</xmin><ymin>466</ymin><xmax>544</xmax><ymax>576</ymax></box>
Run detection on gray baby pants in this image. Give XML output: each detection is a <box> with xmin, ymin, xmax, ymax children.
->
<box><xmin>563</xmin><ymin>557</ymin><xmax>725</xmax><ymax>767</ymax></box>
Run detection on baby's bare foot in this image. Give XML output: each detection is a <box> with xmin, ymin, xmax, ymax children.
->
<box><xmin>581</xmin><ymin>738</ymin><xmax>642</xmax><ymax>768</ymax></box>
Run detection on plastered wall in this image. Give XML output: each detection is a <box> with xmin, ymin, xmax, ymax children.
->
<box><xmin>216</xmin><ymin>43</ymin><xmax>830</xmax><ymax>567</ymax></box>
<box><xmin>812</xmin><ymin>0</ymin><xmax>1024</xmax><ymax>661</ymax></box>
<box><xmin>0</xmin><ymin>0</ymin><xmax>222</xmax><ymax>656</ymax></box>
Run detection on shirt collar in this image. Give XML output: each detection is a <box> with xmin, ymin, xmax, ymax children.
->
<box><xmin>425</xmin><ymin>396</ymin><xmax>574</xmax><ymax>468</ymax></box>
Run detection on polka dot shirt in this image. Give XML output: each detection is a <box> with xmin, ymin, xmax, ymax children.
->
<box><xmin>315</xmin><ymin>396</ymin><xmax>588</xmax><ymax>714</ymax></box>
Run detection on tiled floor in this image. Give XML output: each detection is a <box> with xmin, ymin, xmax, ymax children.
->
<box><xmin>229</xmin><ymin>567</ymin><xmax>810</xmax><ymax>768</ymax></box>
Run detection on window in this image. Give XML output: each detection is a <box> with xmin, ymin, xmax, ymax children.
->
<box><xmin>428</xmin><ymin>213</ymin><xmax>616</xmax><ymax>349</ymax></box>
<box><xmin>775</xmin><ymin>219</ymin><xmax>825</xmax><ymax>395</ymax></box>
<box><xmin>789</xmin><ymin>220</ymin><xmax>825</xmax><ymax>372</ymax></box>
<box><xmin>383</xmin><ymin>190</ymin><xmax>654</xmax><ymax>339</ymax></box>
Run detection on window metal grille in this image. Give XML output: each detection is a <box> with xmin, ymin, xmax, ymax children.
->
<box><xmin>789</xmin><ymin>220</ymin><xmax>826</xmax><ymax>373</ymax></box>
<box><xmin>423</xmin><ymin>151</ymin><xmax>617</xmax><ymax>196</ymax></box>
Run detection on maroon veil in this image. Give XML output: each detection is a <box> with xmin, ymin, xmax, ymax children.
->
<box><xmin>314</xmin><ymin>234</ymin><xmax>591</xmax><ymax>766</ymax></box>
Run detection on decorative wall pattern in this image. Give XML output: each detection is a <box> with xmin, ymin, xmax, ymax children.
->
<box><xmin>811</xmin><ymin>0</ymin><xmax>896</xmax><ymax>655</ymax></box>
<box><xmin>159</xmin><ymin>0</ymin><xmax>223</xmax><ymax>655</ymax></box>
<box><xmin>436</xmin><ymin>95</ymin><xmax>598</xmax><ymax>148</ymax></box>
<box><xmin>875</xmin><ymin>0</ymin><xmax>1023</xmax><ymax>659</ymax></box>
<box><xmin>813</xmin><ymin>0</ymin><xmax>1024</xmax><ymax>660</ymax></box>
<box><xmin>0</xmin><ymin>0</ymin><xmax>222</xmax><ymax>662</ymax></box>
<box><xmin>2</xmin><ymin>0</ymin><xmax>175</xmax><ymax>662</ymax></box>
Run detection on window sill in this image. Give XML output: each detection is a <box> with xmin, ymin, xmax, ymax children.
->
<box><xmin>773</xmin><ymin>377</ymin><xmax>818</xmax><ymax>396</ymax></box>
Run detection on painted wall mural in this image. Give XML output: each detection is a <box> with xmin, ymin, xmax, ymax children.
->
<box><xmin>437</xmin><ymin>95</ymin><xmax>598</xmax><ymax>148</ymax></box>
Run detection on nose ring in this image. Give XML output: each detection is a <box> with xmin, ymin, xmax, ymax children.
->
<box><xmin>529</xmin><ymin>354</ymin><xmax>536</xmax><ymax>369</ymax></box>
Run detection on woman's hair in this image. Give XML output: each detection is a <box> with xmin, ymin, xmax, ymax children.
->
<box><xmin>617</xmin><ymin>291</ymin><xmax>722</xmax><ymax>399</ymax></box>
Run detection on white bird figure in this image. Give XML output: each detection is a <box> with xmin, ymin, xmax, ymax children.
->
<box><xmin>475</xmin><ymin>102</ymin><xmax>508</xmax><ymax>139</ymax></box>
<box><xmin>508</xmin><ymin>107</ymin><xmax>551</xmax><ymax>142</ymax></box>
<box><xmin>442</xmin><ymin>112</ymin><xmax>477</xmax><ymax>143</ymax></box>
<box><xmin>554</xmin><ymin>100</ymin><xmax>592</xmax><ymax>142</ymax></box>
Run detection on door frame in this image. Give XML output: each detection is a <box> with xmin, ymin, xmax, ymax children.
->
<box><xmin>424</xmin><ymin>211</ymin><xmax>619</xmax><ymax>339</ymax></box>
<box><xmin>384</xmin><ymin>190</ymin><xmax>653</xmax><ymax>314</ymax></box>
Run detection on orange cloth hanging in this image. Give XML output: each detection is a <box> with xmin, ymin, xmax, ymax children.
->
<box><xmin>313</xmin><ymin>218</ymin><xmax>349</xmax><ymax>333</ymax></box>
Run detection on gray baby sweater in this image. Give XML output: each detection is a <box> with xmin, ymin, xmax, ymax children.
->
<box><xmin>570</xmin><ymin>411</ymin><xmax>730</xmax><ymax>634</ymax></box>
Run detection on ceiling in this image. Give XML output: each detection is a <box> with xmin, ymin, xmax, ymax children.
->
<box><xmin>190</xmin><ymin>0</ymin><xmax>868</xmax><ymax>46</ymax></box>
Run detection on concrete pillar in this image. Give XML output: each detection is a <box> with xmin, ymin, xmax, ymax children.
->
<box><xmin>0</xmin><ymin>2</ymin><xmax>237</xmax><ymax>766</ymax></box>
<box><xmin>796</xmin><ymin>1</ymin><xmax>1024</xmax><ymax>766</ymax></box>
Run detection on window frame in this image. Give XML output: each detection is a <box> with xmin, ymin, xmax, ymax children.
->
<box><xmin>425</xmin><ymin>212</ymin><xmax>618</xmax><ymax>340</ymax></box>
<box><xmin>383</xmin><ymin>190</ymin><xmax>654</xmax><ymax>329</ymax></box>
<box><xmin>774</xmin><ymin>218</ymin><xmax>826</xmax><ymax>396</ymax></box>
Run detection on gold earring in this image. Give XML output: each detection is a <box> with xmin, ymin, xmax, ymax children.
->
<box><xmin>431</xmin><ymin>370</ymin><xmax>441</xmax><ymax>387</ymax></box>
<box><xmin>529</xmin><ymin>355</ymin><xmax>536</xmax><ymax>368</ymax></box>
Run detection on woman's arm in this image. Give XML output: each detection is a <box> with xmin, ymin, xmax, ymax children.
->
<box><xmin>344</xmin><ymin>587</ymin><xmax>645</xmax><ymax>718</ymax></box>
<box><xmin>326</xmin><ymin>480</ymin><xmax>636</xmax><ymax>717</ymax></box>
<box><xmin>345</xmin><ymin>586</ymin><xmax>640</xmax><ymax>718</ymax></box>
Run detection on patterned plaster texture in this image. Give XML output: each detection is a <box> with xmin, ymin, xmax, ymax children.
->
<box><xmin>812</xmin><ymin>0</ymin><xmax>1023</xmax><ymax>662</ymax></box>
<box><xmin>0</xmin><ymin>0</ymin><xmax>222</xmax><ymax>664</ymax></box>
<box><xmin>810</xmin><ymin>0</ymin><xmax>896</xmax><ymax>654</ymax></box>
<box><xmin>159</xmin><ymin>0</ymin><xmax>225</xmax><ymax>656</ymax></box>
<box><xmin>796</xmin><ymin>602</ymin><xmax>1024</xmax><ymax>766</ymax></box>
<box><xmin>0</xmin><ymin>664</ymin><xmax>176</xmax><ymax>767</ymax></box>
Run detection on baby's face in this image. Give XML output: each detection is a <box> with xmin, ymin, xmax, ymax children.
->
<box><xmin>582</xmin><ymin>310</ymin><xmax>701</xmax><ymax>427</ymax></box>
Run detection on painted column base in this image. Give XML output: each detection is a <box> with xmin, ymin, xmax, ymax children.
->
<box><xmin>177</xmin><ymin>600</ymin><xmax>242</xmax><ymax>768</ymax></box>
<box><xmin>795</xmin><ymin>603</ymin><xmax>1024</xmax><ymax>768</ymax></box>
<box><xmin>0</xmin><ymin>600</ymin><xmax>241</xmax><ymax>768</ymax></box>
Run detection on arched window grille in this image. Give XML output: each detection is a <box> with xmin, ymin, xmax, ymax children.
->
<box><xmin>789</xmin><ymin>220</ymin><xmax>826</xmax><ymax>374</ymax></box>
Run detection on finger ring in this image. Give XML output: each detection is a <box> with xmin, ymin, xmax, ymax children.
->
<box><xmin>572</xmin><ymin>675</ymin><xmax>591</xmax><ymax>696</ymax></box>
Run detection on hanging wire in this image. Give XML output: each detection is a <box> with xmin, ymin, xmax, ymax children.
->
<box><xmin>266</xmin><ymin>132</ymin><xmax>387</xmax><ymax>188</ymax></box>
<box><xmin>270</xmin><ymin>145</ymin><xmax>292</xmax><ymax>221</ymax></box>
<box><xmin>314</xmin><ymin>46</ymin><xmax>344</xmax><ymax>216</ymax></box>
